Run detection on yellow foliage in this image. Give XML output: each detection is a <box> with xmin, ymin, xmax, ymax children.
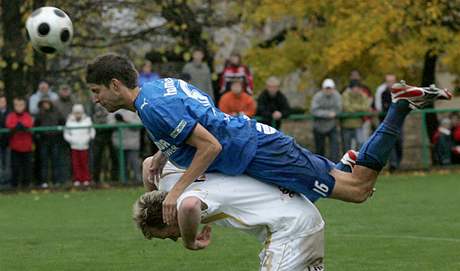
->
<box><xmin>243</xmin><ymin>0</ymin><xmax>460</xmax><ymax>92</ymax></box>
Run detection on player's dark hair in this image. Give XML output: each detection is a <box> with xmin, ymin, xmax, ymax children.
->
<box><xmin>86</xmin><ymin>53</ymin><xmax>138</xmax><ymax>89</ymax></box>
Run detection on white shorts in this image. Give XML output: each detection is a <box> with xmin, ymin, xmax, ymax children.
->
<box><xmin>259</xmin><ymin>229</ymin><xmax>324</xmax><ymax>271</ymax></box>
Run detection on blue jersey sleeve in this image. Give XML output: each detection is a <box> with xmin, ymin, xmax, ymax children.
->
<box><xmin>147</xmin><ymin>98</ymin><xmax>198</xmax><ymax>146</ymax></box>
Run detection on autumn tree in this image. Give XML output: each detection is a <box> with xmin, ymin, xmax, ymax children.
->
<box><xmin>243</xmin><ymin>0</ymin><xmax>460</xmax><ymax>90</ymax></box>
<box><xmin>0</xmin><ymin>0</ymin><xmax>238</xmax><ymax>103</ymax></box>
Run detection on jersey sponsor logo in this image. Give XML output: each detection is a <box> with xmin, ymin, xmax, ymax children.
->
<box><xmin>140</xmin><ymin>98</ymin><xmax>149</xmax><ymax>110</ymax></box>
<box><xmin>164</xmin><ymin>78</ymin><xmax>178</xmax><ymax>96</ymax></box>
<box><xmin>154</xmin><ymin>139</ymin><xmax>178</xmax><ymax>157</ymax></box>
<box><xmin>256</xmin><ymin>122</ymin><xmax>277</xmax><ymax>135</ymax></box>
<box><xmin>170</xmin><ymin>120</ymin><xmax>187</xmax><ymax>139</ymax></box>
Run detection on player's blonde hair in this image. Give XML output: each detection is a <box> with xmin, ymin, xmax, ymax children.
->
<box><xmin>132</xmin><ymin>191</ymin><xmax>168</xmax><ymax>239</ymax></box>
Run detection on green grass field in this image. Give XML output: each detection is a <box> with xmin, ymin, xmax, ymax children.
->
<box><xmin>1</xmin><ymin>172</ymin><xmax>459</xmax><ymax>271</ymax></box>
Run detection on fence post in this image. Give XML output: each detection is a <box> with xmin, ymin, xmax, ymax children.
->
<box><xmin>117</xmin><ymin>126</ymin><xmax>126</xmax><ymax>183</ymax></box>
<box><xmin>420</xmin><ymin>111</ymin><xmax>430</xmax><ymax>170</ymax></box>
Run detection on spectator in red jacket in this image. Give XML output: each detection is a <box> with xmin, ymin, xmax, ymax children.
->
<box><xmin>219</xmin><ymin>53</ymin><xmax>254</xmax><ymax>95</ymax></box>
<box><xmin>218</xmin><ymin>80</ymin><xmax>256</xmax><ymax>117</ymax></box>
<box><xmin>5</xmin><ymin>97</ymin><xmax>34</xmax><ymax>188</ymax></box>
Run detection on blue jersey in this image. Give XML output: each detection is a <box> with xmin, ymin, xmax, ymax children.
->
<box><xmin>134</xmin><ymin>78</ymin><xmax>258</xmax><ymax>175</ymax></box>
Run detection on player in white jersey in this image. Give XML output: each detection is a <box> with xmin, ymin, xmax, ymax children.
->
<box><xmin>133</xmin><ymin>162</ymin><xmax>325</xmax><ymax>271</ymax></box>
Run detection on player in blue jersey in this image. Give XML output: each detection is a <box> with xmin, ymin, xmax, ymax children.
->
<box><xmin>86</xmin><ymin>54</ymin><xmax>452</xmax><ymax>225</ymax></box>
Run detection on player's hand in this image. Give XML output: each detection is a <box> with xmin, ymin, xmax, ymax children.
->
<box><xmin>149</xmin><ymin>152</ymin><xmax>167</xmax><ymax>187</ymax></box>
<box><xmin>192</xmin><ymin>225</ymin><xmax>212</xmax><ymax>250</ymax></box>
<box><xmin>162</xmin><ymin>191</ymin><xmax>179</xmax><ymax>225</ymax></box>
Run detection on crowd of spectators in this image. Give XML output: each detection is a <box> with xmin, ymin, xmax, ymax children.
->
<box><xmin>0</xmin><ymin>81</ymin><xmax>145</xmax><ymax>189</ymax></box>
<box><xmin>0</xmin><ymin>51</ymin><xmax>458</xmax><ymax>191</ymax></box>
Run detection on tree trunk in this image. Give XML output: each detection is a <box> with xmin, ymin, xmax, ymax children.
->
<box><xmin>29</xmin><ymin>0</ymin><xmax>48</xmax><ymax>93</ymax></box>
<box><xmin>420</xmin><ymin>50</ymin><xmax>439</xmax><ymax>144</ymax></box>
<box><xmin>1</xmin><ymin>0</ymin><xmax>27</xmax><ymax>104</ymax></box>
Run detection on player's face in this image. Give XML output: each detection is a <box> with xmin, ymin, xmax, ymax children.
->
<box><xmin>146</xmin><ymin>225</ymin><xmax>181</xmax><ymax>241</ymax></box>
<box><xmin>89</xmin><ymin>83</ymin><xmax>122</xmax><ymax>113</ymax></box>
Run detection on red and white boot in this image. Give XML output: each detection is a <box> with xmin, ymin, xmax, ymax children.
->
<box><xmin>340</xmin><ymin>150</ymin><xmax>358</xmax><ymax>169</ymax></box>
<box><xmin>391</xmin><ymin>80</ymin><xmax>453</xmax><ymax>109</ymax></box>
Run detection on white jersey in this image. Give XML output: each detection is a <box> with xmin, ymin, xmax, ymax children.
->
<box><xmin>159</xmin><ymin>163</ymin><xmax>324</xmax><ymax>244</ymax></box>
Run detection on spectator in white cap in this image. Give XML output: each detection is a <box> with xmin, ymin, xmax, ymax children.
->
<box><xmin>64</xmin><ymin>104</ymin><xmax>95</xmax><ymax>187</ymax></box>
<box><xmin>310</xmin><ymin>78</ymin><xmax>342</xmax><ymax>162</ymax></box>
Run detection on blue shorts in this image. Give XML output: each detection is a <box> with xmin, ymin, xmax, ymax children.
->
<box><xmin>245</xmin><ymin>129</ymin><xmax>336</xmax><ymax>202</ymax></box>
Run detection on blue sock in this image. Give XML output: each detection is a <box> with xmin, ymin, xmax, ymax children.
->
<box><xmin>356</xmin><ymin>101</ymin><xmax>411</xmax><ymax>171</ymax></box>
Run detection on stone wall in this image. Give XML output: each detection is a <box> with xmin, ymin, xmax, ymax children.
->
<box><xmin>279</xmin><ymin>113</ymin><xmax>429</xmax><ymax>169</ymax></box>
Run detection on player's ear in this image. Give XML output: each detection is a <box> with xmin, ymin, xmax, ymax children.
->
<box><xmin>110</xmin><ymin>78</ymin><xmax>123</xmax><ymax>94</ymax></box>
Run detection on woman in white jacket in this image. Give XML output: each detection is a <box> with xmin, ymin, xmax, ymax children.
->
<box><xmin>64</xmin><ymin>104</ymin><xmax>95</xmax><ymax>186</ymax></box>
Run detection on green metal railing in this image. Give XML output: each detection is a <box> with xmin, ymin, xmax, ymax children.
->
<box><xmin>0</xmin><ymin>123</ymin><xmax>140</xmax><ymax>183</ymax></box>
<box><xmin>1</xmin><ymin>107</ymin><xmax>459</xmax><ymax>182</ymax></box>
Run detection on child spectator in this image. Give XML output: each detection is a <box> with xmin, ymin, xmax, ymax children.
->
<box><xmin>5</xmin><ymin>97</ymin><xmax>34</xmax><ymax>188</ymax></box>
<box><xmin>64</xmin><ymin>104</ymin><xmax>95</xmax><ymax>187</ymax></box>
<box><xmin>432</xmin><ymin>118</ymin><xmax>453</xmax><ymax>165</ymax></box>
<box><xmin>218</xmin><ymin>80</ymin><xmax>256</xmax><ymax>117</ymax></box>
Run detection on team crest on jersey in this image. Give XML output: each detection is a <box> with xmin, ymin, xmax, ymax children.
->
<box><xmin>170</xmin><ymin>120</ymin><xmax>187</xmax><ymax>138</ymax></box>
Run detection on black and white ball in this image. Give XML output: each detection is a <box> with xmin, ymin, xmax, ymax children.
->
<box><xmin>26</xmin><ymin>6</ymin><xmax>73</xmax><ymax>54</ymax></box>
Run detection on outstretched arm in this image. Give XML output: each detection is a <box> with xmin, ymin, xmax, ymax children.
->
<box><xmin>162</xmin><ymin>123</ymin><xmax>222</xmax><ymax>225</ymax></box>
<box><xmin>178</xmin><ymin>196</ymin><xmax>212</xmax><ymax>250</ymax></box>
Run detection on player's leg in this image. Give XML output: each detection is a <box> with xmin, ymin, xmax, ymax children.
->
<box><xmin>330</xmin><ymin>82</ymin><xmax>452</xmax><ymax>202</ymax></box>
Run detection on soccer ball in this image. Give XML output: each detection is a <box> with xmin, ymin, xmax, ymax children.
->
<box><xmin>26</xmin><ymin>6</ymin><xmax>73</xmax><ymax>54</ymax></box>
